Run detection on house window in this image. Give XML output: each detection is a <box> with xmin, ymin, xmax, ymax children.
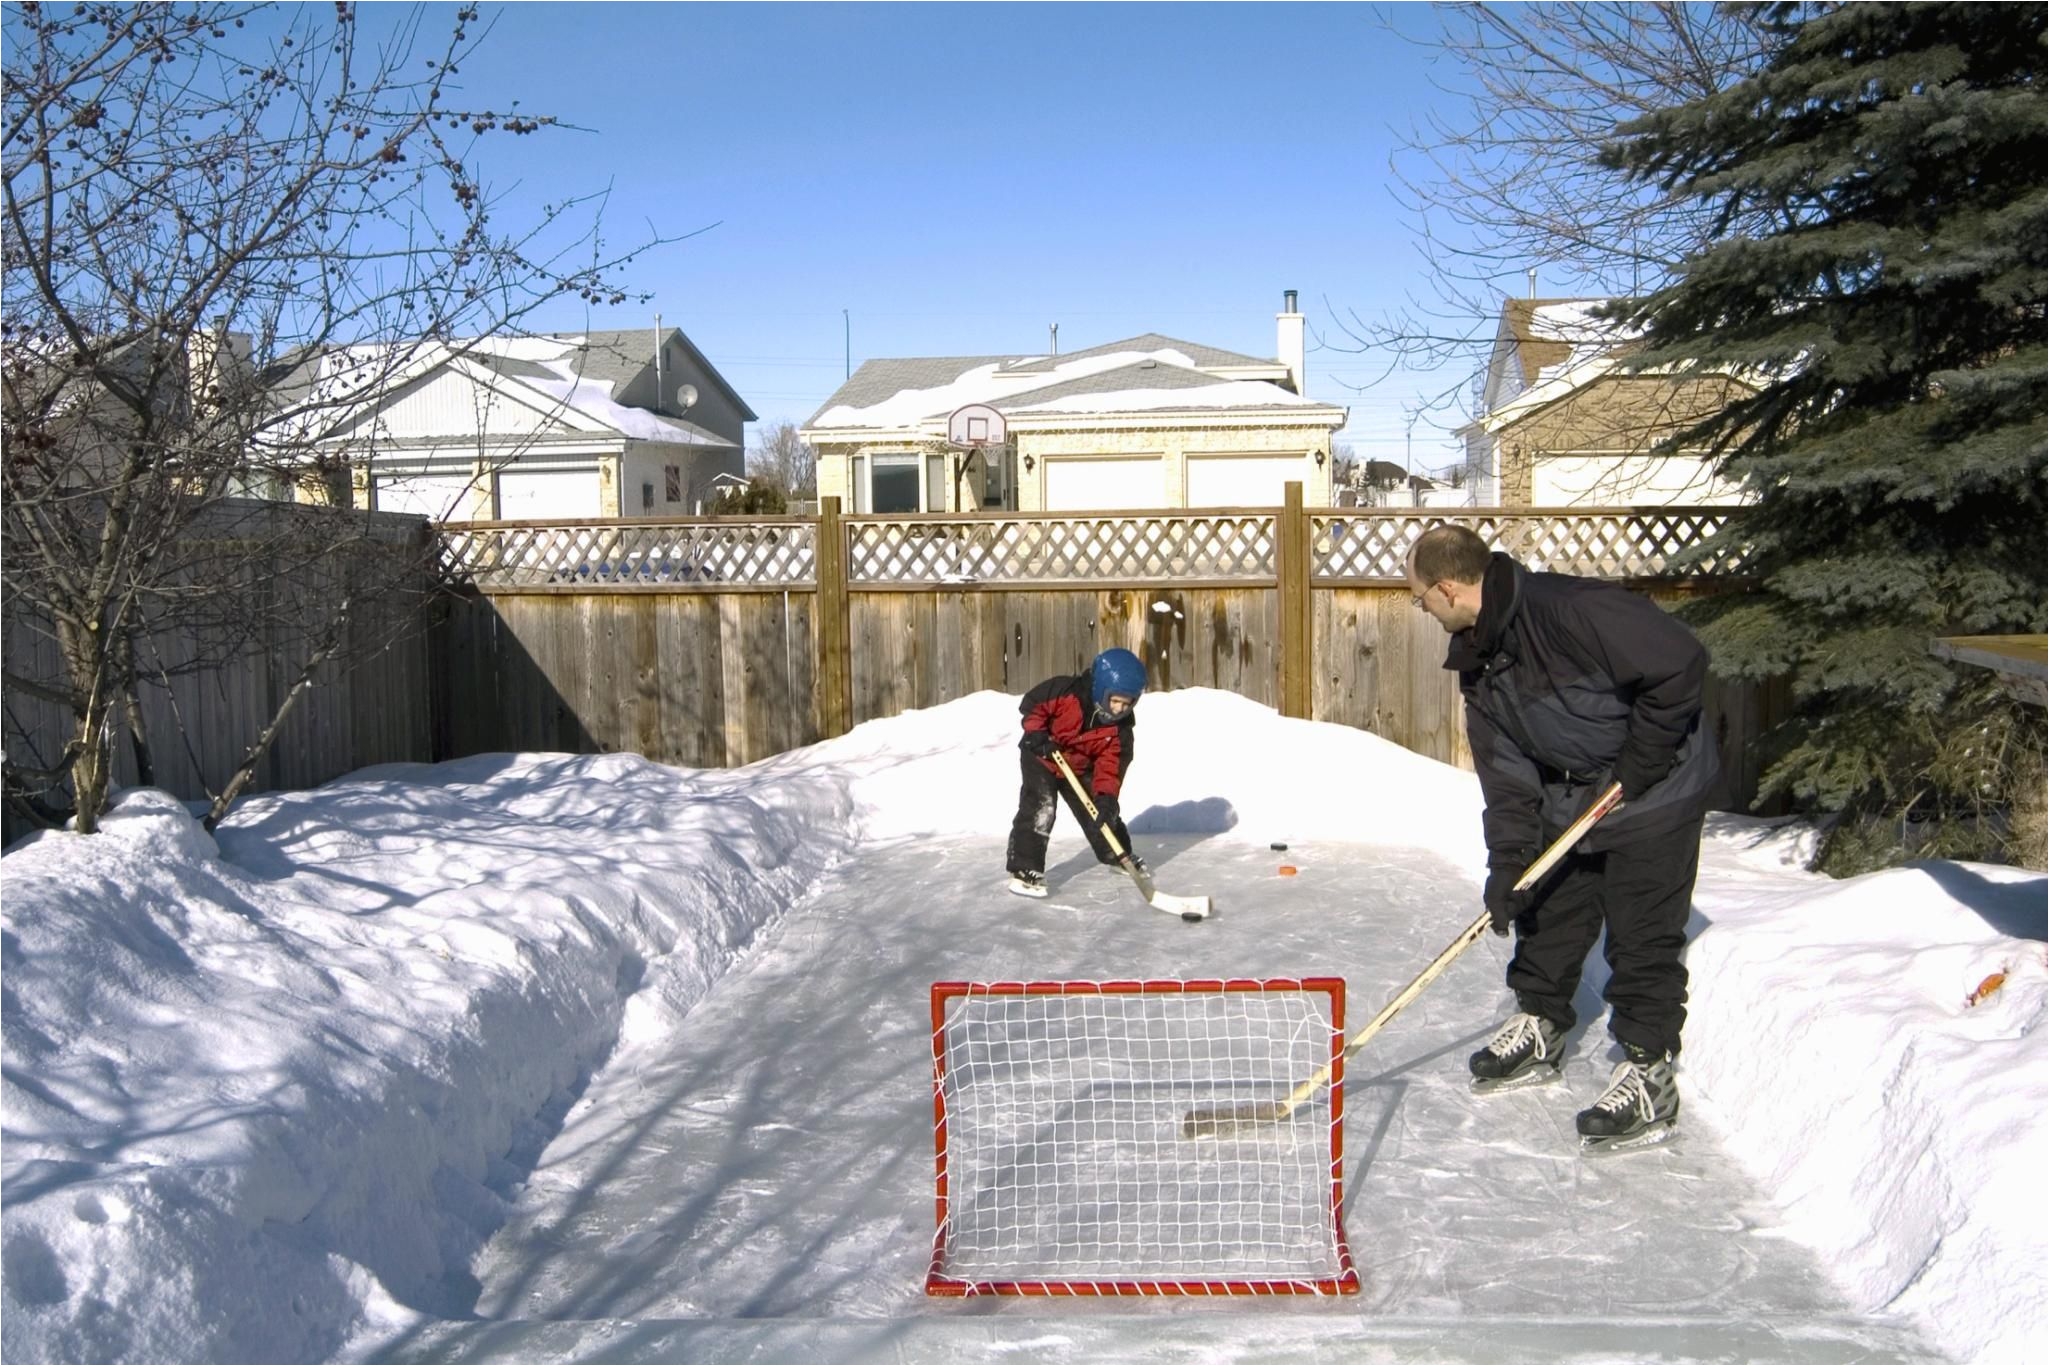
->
<box><xmin>870</xmin><ymin>453</ymin><xmax>920</xmax><ymax>514</ymax></box>
<box><xmin>665</xmin><ymin>464</ymin><xmax>681</xmax><ymax>502</ymax></box>
<box><xmin>641</xmin><ymin>481</ymin><xmax>655</xmax><ymax>513</ymax></box>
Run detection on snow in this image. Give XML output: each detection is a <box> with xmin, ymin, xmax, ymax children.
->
<box><xmin>1003</xmin><ymin>378</ymin><xmax>1329</xmax><ymax>416</ymax></box>
<box><xmin>522</xmin><ymin>359</ymin><xmax>719</xmax><ymax>444</ymax></box>
<box><xmin>2</xmin><ymin>690</ymin><xmax>2042</xmax><ymax>1363</ymax></box>
<box><xmin>808</xmin><ymin>346</ymin><xmax>1322</xmax><ymax>429</ymax></box>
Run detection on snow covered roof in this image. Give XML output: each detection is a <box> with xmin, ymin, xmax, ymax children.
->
<box><xmin>805</xmin><ymin>335</ymin><xmax>1335</xmax><ymax>433</ymax></box>
<box><xmin>278</xmin><ymin>331</ymin><xmax>740</xmax><ymax>448</ymax></box>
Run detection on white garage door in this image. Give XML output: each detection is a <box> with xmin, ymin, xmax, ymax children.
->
<box><xmin>497</xmin><ymin>469</ymin><xmax>602</xmax><ymax>521</ymax></box>
<box><xmin>1043</xmin><ymin>456</ymin><xmax>1164</xmax><ymax>511</ymax></box>
<box><xmin>373</xmin><ymin>472</ymin><xmax>484</xmax><ymax>520</ymax></box>
<box><xmin>1185</xmin><ymin>454</ymin><xmax>1309</xmax><ymax>509</ymax></box>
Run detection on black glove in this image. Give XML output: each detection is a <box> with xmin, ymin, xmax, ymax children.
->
<box><xmin>1091</xmin><ymin>791</ymin><xmax>1120</xmax><ymax>825</ymax></box>
<box><xmin>1021</xmin><ymin>729</ymin><xmax>1056</xmax><ymax>758</ymax></box>
<box><xmin>1614</xmin><ymin>748</ymin><xmax>1675</xmax><ymax>802</ymax></box>
<box><xmin>1484</xmin><ymin>851</ymin><xmax>1536</xmax><ymax>937</ymax></box>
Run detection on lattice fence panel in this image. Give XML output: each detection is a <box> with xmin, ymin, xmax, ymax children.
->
<box><xmin>438</xmin><ymin>519</ymin><xmax>817</xmax><ymax>589</ymax></box>
<box><xmin>849</xmin><ymin>515</ymin><xmax>1277</xmax><ymax>584</ymax></box>
<box><xmin>1313</xmin><ymin>508</ymin><xmax>1745</xmax><ymax>581</ymax></box>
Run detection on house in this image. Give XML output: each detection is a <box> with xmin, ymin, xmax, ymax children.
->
<box><xmin>800</xmin><ymin>295</ymin><xmax>1348</xmax><ymax>513</ymax></box>
<box><xmin>1455</xmin><ymin>298</ymin><xmax>1753</xmax><ymax>507</ymax></box>
<box><xmin>275</xmin><ymin>327</ymin><xmax>754</xmax><ymax>521</ymax></box>
<box><xmin>1342</xmin><ymin>458</ymin><xmax>1447</xmax><ymax>508</ymax></box>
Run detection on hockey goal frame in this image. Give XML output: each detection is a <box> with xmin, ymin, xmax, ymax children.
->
<box><xmin>925</xmin><ymin>977</ymin><xmax>1360</xmax><ymax>1297</ymax></box>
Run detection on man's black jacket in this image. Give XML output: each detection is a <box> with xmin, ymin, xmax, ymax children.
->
<box><xmin>1446</xmin><ymin>553</ymin><xmax>1719</xmax><ymax>857</ymax></box>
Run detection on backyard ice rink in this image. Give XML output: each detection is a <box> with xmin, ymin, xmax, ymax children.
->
<box><xmin>3</xmin><ymin>691</ymin><xmax>2041</xmax><ymax>1363</ymax></box>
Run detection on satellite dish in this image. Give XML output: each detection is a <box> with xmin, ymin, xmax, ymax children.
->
<box><xmin>673</xmin><ymin>383</ymin><xmax>699</xmax><ymax>413</ymax></box>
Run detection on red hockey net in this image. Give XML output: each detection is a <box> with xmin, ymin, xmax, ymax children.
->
<box><xmin>926</xmin><ymin>977</ymin><xmax>1359</xmax><ymax>1296</ymax></box>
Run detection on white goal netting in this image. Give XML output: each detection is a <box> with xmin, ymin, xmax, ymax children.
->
<box><xmin>926</xmin><ymin>979</ymin><xmax>1359</xmax><ymax>1295</ymax></box>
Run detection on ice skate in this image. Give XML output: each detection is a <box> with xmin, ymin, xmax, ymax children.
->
<box><xmin>1577</xmin><ymin>1045</ymin><xmax>1680</xmax><ymax>1154</ymax></box>
<box><xmin>1468</xmin><ymin>1012</ymin><xmax>1566</xmax><ymax>1094</ymax></box>
<box><xmin>1006</xmin><ymin>870</ymin><xmax>1048</xmax><ymax>899</ymax></box>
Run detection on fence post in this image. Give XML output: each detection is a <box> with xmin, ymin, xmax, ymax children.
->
<box><xmin>1279</xmin><ymin>480</ymin><xmax>1311</xmax><ymax>719</ymax></box>
<box><xmin>816</xmin><ymin>497</ymin><xmax>853</xmax><ymax>739</ymax></box>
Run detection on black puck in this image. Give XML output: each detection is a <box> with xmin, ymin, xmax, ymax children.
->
<box><xmin>1270</xmin><ymin>841</ymin><xmax>1288</xmax><ymax>851</ymax></box>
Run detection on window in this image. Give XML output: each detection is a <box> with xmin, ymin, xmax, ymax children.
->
<box><xmin>641</xmin><ymin>481</ymin><xmax>655</xmax><ymax>513</ymax></box>
<box><xmin>871</xmin><ymin>453</ymin><xmax>920</xmax><ymax>514</ymax></box>
<box><xmin>665</xmin><ymin>464</ymin><xmax>681</xmax><ymax>502</ymax></box>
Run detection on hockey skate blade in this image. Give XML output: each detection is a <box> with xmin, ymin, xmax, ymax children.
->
<box><xmin>1579</xmin><ymin>1120</ymin><xmax>1678</xmax><ymax>1157</ymax></box>
<box><xmin>1149</xmin><ymin>890</ymin><xmax>1211</xmax><ymax>922</ymax></box>
<box><xmin>1469</xmin><ymin>1066</ymin><xmax>1564</xmax><ymax>1096</ymax></box>
<box><xmin>1179</xmin><ymin>1101</ymin><xmax>1288</xmax><ymax>1140</ymax></box>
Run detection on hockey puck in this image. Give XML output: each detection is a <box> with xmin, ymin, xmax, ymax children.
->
<box><xmin>1270</xmin><ymin>841</ymin><xmax>1288</xmax><ymax>851</ymax></box>
<box><xmin>1277</xmin><ymin>865</ymin><xmax>1299</xmax><ymax>877</ymax></box>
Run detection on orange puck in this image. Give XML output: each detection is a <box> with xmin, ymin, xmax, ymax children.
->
<box><xmin>1277</xmin><ymin>864</ymin><xmax>1299</xmax><ymax>876</ymax></box>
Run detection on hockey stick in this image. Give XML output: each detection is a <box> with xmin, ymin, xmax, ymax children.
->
<box><xmin>1049</xmin><ymin>750</ymin><xmax>1210</xmax><ymax>921</ymax></box>
<box><xmin>1181</xmin><ymin>781</ymin><xmax>1625</xmax><ymax>1139</ymax></box>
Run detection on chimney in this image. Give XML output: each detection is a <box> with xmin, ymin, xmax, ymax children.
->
<box><xmin>1277</xmin><ymin>290</ymin><xmax>1305</xmax><ymax>396</ymax></box>
<box><xmin>1050</xmin><ymin>322</ymin><xmax>1059</xmax><ymax>357</ymax></box>
<box><xmin>1527</xmin><ymin>268</ymin><xmax>1538</xmax><ymax>300</ymax></box>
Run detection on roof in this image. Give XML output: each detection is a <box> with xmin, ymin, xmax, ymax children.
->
<box><xmin>277</xmin><ymin>329</ymin><xmax>749</xmax><ymax>447</ymax></box>
<box><xmin>1500</xmin><ymin>298</ymin><xmax>1618</xmax><ymax>387</ymax></box>
<box><xmin>804</xmin><ymin>335</ymin><xmax>1332</xmax><ymax>432</ymax></box>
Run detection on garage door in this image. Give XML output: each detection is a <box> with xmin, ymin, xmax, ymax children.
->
<box><xmin>1184</xmin><ymin>454</ymin><xmax>1310</xmax><ymax>508</ymax></box>
<box><xmin>497</xmin><ymin>469</ymin><xmax>602</xmax><ymax>521</ymax></box>
<box><xmin>1043</xmin><ymin>456</ymin><xmax>1164</xmax><ymax>511</ymax></box>
<box><xmin>373</xmin><ymin>472</ymin><xmax>484</xmax><ymax>520</ymax></box>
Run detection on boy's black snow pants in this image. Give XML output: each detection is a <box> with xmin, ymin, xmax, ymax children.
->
<box><xmin>1006</xmin><ymin>751</ymin><xmax>1131</xmax><ymax>876</ymax></box>
<box><xmin>1505</xmin><ymin>816</ymin><xmax>1703</xmax><ymax>1059</ymax></box>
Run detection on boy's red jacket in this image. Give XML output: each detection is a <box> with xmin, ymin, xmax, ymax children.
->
<box><xmin>1020</xmin><ymin>673</ymin><xmax>1134</xmax><ymax>797</ymax></box>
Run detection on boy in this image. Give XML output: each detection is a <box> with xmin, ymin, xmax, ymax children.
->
<box><xmin>1006</xmin><ymin>648</ymin><xmax>1147</xmax><ymax>898</ymax></box>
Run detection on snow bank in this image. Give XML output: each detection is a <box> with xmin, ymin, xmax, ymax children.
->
<box><xmin>2</xmin><ymin>754</ymin><xmax>850</xmax><ymax>1362</ymax></box>
<box><xmin>1687</xmin><ymin>816</ymin><xmax>2047</xmax><ymax>1363</ymax></box>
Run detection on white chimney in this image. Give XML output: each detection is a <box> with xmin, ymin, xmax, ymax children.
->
<box><xmin>1277</xmin><ymin>289</ymin><xmax>1305</xmax><ymax>396</ymax></box>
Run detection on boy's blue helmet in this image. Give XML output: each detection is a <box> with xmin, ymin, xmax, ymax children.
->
<box><xmin>1091</xmin><ymin>648</ymin><xmax>1147</xmax><ymax>709</ymax></box>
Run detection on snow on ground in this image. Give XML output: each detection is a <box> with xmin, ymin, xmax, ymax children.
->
<box><xmin>2</xmin><ymin>690</ymin><xmax>2042</xmax><ymax>1363</ymax></box>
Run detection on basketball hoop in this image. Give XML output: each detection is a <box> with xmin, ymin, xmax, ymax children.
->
<box><xmin>947</xmin><ymin>402</ymin><xmax>1006</xmax><ymax>452</ymax></box>
<box><xmin>946</xmin><ymin>403</ymin><xmax>1009</xmax><ymax>510</ymax></box>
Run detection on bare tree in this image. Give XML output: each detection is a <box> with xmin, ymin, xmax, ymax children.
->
<box><xmin>2</xmin><ymin>2</ymin><xmax>666</xmax><ymax>832</ymax></box>
<box><xmin>746</xmin><ymin>420</ymin><xmax>816</xmax><ymax>499</ymax></box>
<box><xmin>1326</xmin><ymin>3</ymin><xmax>1777</xmax><ymax>418</ymax></box>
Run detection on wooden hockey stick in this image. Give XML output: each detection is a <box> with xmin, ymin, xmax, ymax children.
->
<box><xmin>1049</xmin><ymin>750</ymin><xmax>1210</xmax><ymax>921</ymax></box>
<box><xmin>1181</xmin><ymin>781</ymin><xmax>1625</xmax><ymax>1139</ymax></box>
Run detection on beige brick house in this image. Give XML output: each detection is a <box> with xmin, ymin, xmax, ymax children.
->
<box><xmin>1457</xmin><ymin>298</ymin><xmax>1754</xmax><ymax>507</ymax></box>
<box><xmin>801</xmin><ymin>297</ymin><xmax>1348</xmax><ymax>513</ymax></box>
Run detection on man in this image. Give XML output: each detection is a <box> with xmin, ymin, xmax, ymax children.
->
<box><xmin>1006</xmin><ymin>647</ymin><xmax>1148</xmax><ymax>898</ymax></box>
<box><xmin>1405</xmin><ymin>525</ymin><xmax>1718</xmax><ymax>1148</ymax></box>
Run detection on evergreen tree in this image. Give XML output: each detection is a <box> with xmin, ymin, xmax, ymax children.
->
<box><xmin>1604</xmin><ymin>2</ymin><xmax>2046</xmax><ymax>870</ymax></box>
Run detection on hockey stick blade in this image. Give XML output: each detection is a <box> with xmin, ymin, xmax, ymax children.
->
<box><xmin>1180</xmin><ymin>1100</ymin><xmax>1287</xmax><ymax>1140</ymax></box>
<box><xmin>1149</xmin><ymin>889</ymin><xmax>1211</xmax><ymax>922</ymax></box>
<box><xmin>1049</xmin><ymin>752</ymin><xmax>1209</xmax><ymax>922</ymax></box>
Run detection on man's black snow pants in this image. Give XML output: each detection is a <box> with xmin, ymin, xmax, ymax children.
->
<box><xmin>1506</xmin><ymin>816</ymin><xmax>1703</xmax><ymax>1059</ymax></box>
<box><xmin>1006</xmin><ymin>751</ymin><xmax>1131</xmax><ymax>876</ymax></box>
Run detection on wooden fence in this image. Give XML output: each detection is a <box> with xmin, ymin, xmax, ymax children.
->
<box><xmin>3</xmin><ymin>500</ymin><xmax>438</xmax><ymax>841</ymax></box>
<box><xmin>433</xmin><ymin>493</ymin><xmax>1783</xmax><ymax>809</ymax></box>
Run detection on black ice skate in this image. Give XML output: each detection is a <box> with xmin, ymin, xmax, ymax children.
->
<box><xmin>1006</xmin><ymin>870</ymin><xmax>1048</xmax><ymax>899</ymax></box>
<box><xmin>1468</xmin><ymin>1012</ymin><xmax>1566</xmax><ymax>1093</ymax></box>
<box><xmin>1577</xmin><ymin>1045</ymin><xmax>1680</xmax><ymax>1154</ymax></box>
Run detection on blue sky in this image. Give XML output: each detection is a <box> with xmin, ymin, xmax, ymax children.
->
<box><xmin>431</xmin><ymin>3</ymin><xmax>1522</xmax><ymax>478</ymax></box>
